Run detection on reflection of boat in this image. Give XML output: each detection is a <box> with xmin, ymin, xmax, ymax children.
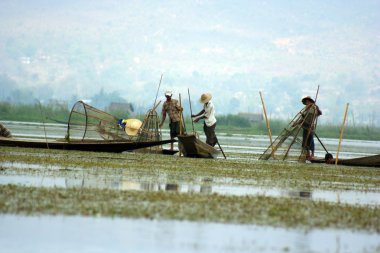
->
<box><xmin>285</xmin><ymin>190</ymin><xmax>312</xmax><ymax>198</ymax></box>
<box><xmin>0</xmin><ymin>136</ymin><xmax>175</xmax><ymax>153</ymax></box>
<box><xmin>177</xmin><ymin>134</ymin><xmax>220</xmax><ymax>158</ymax></box>
<box><xmin>311</xmin><ymin>154</ymin><xmax>380</xmax><ymax>168</ymax></box>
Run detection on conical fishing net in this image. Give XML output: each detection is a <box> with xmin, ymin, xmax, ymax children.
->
<box><xmin>66</xmin><ymin>101</ymin><xmax>135</xmax><ymax>141</ymax></box>
<box><xmin>137</xmin><ymin>109</ymin><xmax>162</xmax><ymax>142</ymax></box>
<box><xmin>259</xmin><ymin>104</ymin><xmax>320</xmax><ymax>162</ymax></box>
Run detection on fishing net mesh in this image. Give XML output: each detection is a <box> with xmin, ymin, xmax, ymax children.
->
<box><xmin>67</xmin><ymin>101</ymin><xmax>136</xmax><ymax>141</ymax></box>
<box><xmin>259</xmin><ymin>104</ymin><xmax>319</xmax><ymax>162</ymax></box>
<box><xmin>135</xmin><ymin>109</ymin><xmax>163</xmax><ymax>152</ymax></box>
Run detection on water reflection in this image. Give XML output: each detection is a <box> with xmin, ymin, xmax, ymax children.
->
<box><xmin>64</xmin><ymin>177</ymin><xmax>212</xmax><ymax>195</ymax></box>
<box><xmin>1</xmin><ymin>173</ymin><xmax>379</xmax><ymax>206</ymax></box>
<box><xmin>1</xmin><ymin>214</ymin><xmax>379</xmax><ymax>253</ymax></box>
<box><xmin>286</xmin><ymin>190</ymin><xmax>312</xmax><ymax>199</ymax></box>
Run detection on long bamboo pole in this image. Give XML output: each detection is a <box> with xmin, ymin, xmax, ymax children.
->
<box><xmin>314</xmin><ymin>85</ymin><xmax>320</xmax><ymax>102</ymax></box>
<box><xmin>188</xmin><ymin>88</ymin><xmax>195</xmax><ymax>134</ymax></box>
<box><xmin>179</xmin><ymin>93</ymin><xmax>183</xmax><ymax>157</ymax></box>
<box><xmin>259</xmin><ymin>92</ymin><xmax>273</xmax><ymax>150</ymax></box>
<box><xmin>153</xmin><ymin>74</ymin><xmax>163</xmax><ymax>110</ymax></box>
<box><xmin>335</xmin><ymin>103</ymin><xmax>349</xmax><ymax>165</ymax></box>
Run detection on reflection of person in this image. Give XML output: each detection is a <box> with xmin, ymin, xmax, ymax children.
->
<box><xmin>293</xmin><ymin>96</ymin><xmax>322</xmax><ymax>160</ymax></box>
<box><xmin>191</xmin><ymin>93</ymin><xmax>217</xmax><ymax>147</ymax></box>
<box><xmin>159</xmin><ymin>90</ymin><xmax>183</xmax><ymax>150</ymax></box>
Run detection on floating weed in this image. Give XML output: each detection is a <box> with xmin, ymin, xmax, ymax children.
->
<box><xmin>1</xmin><ymin>184</ymin><xmax>379</xmax><ymax>232</ymax></box>
<box><xmin>1</xmin><ymin>146</ymin><xmax>380</xmax><ymax>232</ymax></box>
<box><xmin>1</xmin><ymin>146</ymin><xmax>379</xmax><ymax>192</ymax></box>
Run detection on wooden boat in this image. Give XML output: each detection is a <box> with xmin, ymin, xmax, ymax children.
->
<box><xmin>0</xmin><ymin>136</ymin><xmax>175</xmax><ymax>153</ymax></box>
<box><xmin>310</xmin><ymin>154</ymin><xmax>380</xmax><ymax>168</ymax></box>
<box><xmin>177</xmin><ymin>134</ymin><xmax>220</xmax><ymax>158</ymax></box>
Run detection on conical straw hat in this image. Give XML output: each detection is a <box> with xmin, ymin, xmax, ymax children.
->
<box><xmin>200</xmin><ymin>93</ymin><xmax>212</xmax><ymax>103</ymax></box>
<box><xmin>124</xmin><ymin>119</ymin><xmax>142</xmax><ymax>136</ymax></box>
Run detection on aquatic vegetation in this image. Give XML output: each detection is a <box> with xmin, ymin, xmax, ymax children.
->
<box><xmin>1</xmin><ymin>184</ymin><xmax>379</xmax><ymax>232</ymax></box>
<box><xmin>1</xmin><ymin>146</ymin><xmax>379</xmax><ymax>191</ymax></box>
<box><xmin>0</xmin><ymin>146</ymin><xmax>379</xmax><ymax>232</ymax></box>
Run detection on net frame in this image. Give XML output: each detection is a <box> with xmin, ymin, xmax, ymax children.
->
<box><xmin>259</xmin><ymin>104</ymin><xmax>320</xmax><ymax>162</ymax></box>
<box><xmin>66</xmin><ymin>101</ymin><xmax>135</xmax><ymax>142</ymax></box>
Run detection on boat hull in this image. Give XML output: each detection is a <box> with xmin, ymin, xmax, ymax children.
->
<box><xmin>0</xmin><ymin>137</ymin><xmax>175</xmax><ymax>153</ymax></box>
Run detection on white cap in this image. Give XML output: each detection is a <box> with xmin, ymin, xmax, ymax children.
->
<box><xmin>165</xmin><ymin>90</ymin><xmax>172</xmax><ymax>96</ymax></box>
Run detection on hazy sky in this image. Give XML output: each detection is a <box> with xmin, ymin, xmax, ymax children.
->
<box><xmin>1</xmin><ymin>0</ymin><xmax>379</xmax><ymax>124</ymax></box>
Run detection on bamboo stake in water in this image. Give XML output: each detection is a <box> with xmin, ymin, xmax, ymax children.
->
<box><xmin>336</xmin><ymin>103</ymin><xmax>349</xmax><ymax>165</ymax></box>
<box><xmin>259</xmin><ymin>92</ymin><xmax>273</xmax><ymax>150</ymax></box>
<box><xmin>37</xmin><ymin>100</ymin><xmax>49</xmax><ymax>149</ymax></box>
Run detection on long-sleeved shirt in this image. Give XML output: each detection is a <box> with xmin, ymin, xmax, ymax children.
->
<box><xmin>203</xmin><ymin>101</ymin><xmax>216</xmax><ymax>127</ymax></box>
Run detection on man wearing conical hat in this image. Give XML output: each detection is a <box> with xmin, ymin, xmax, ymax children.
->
<box><xmin>118</xmin><ymin>118</ymin><xmax>143</xmax><ymax>136</ymax></box>
<box><xmin>191</xmin><ymin>93</ymin><xmax>217</xmax><ymax>147</ymax></box>
<box><xmin>159</xmin><ymin>90</ymin><xmax>183</xmax><ymax>150</ymax></box>
<box><xmin>294</xmin><ymin>96</ymin><xmax>322</xmax><ymax>160</ymax></box>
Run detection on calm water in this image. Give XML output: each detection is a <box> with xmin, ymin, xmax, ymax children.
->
<box><xmin>1</xmin><ymin>121</ymin><xmax>380</xmax><ymax>253</ymax></box>
<box><xmin>1</xmin><ymin>162</ymin><xmax>379</xmax><ymax>206</ymax></box>
<box><xmin>1</xmin><ymin>215</ymin><xmax>379</xmax><ymax>253</ymax></box>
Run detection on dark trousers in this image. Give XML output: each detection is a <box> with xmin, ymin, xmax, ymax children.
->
<box><xmin>302</xmin><ymin>128</ymin><xmax>314</xmax><ymax>153</ymax></box>
<box><xmin>169</xmin><ymin>121</ymin><xmax>180</xmax><ymax>139</ymax></box>
<box><xmin>203</xmin><ymin>122</ymin><xmax>217</xmax><ymax>147</ymax></box>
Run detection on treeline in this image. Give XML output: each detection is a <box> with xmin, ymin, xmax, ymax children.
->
<box><xmin>1</xmin><ymin>102</ymin><xmax>379</xmax><ymax>141</ymax></box>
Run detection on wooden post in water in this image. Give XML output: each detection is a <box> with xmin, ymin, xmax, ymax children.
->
<box><xmin>336</xmin><ymin>103</ymin><xmax>349</xmax><ymax>165</ymax></box>
<box><xmin>259</xmin><ymin>92</ymin><xmax>273</xmax><ymax>151</ymax></box>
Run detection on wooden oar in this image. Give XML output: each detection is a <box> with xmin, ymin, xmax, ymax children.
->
<box><xmin>216</xmin><ymin>137</ymin><xmax>227</xmax><ymax>159</ymax></box>
<box><xmin>314</xmin><ymin>132</ymin><xmax>329</xmax><ymax>153</ymax></box>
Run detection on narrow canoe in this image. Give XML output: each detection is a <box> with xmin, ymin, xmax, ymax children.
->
<box><xmin>311</xmin><ymin>154</ymin><xmax>380</xmax><ymax>168</ymax></box>
<box><xmin>177</xmin><ymin>134</ymin><xmax>220</xmax><ymax>158</ymax></box>
<box><xmin>0</xmin><ymin>137</ymin><xmax>175</xmax><ymax>153</ymax></box>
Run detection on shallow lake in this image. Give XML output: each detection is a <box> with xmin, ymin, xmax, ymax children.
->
<box><xmin>2</xmin><ymin>120</ymin><xmax>380</xmax><ymax>159</ymax></box>
<box><xmin>1</xmin><ymin>121</ymin><xmax>380</xmax><ymax>253</ymax></box>
<box><xmin>1</xmin><ymin>161</ymin><xmax>379</xmax><ymax>206</ymax></box>
<box><xmin>1</xmin><ymin>214</ymin><xmax>379</xmax><ymax>253</ymax></box>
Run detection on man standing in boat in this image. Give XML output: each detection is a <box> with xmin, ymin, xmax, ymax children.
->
<box><xmin>293</xmin><ymin>96</ymin><xmax>322</xmax><ymax>160</ymax></box>
<box><xmin>191</xmin><ymin>93</ymin><xmax>217</xmax><ymax>147</ymax></box>
<box><xmin>159</xmin><ymin>90</ymin><xmax>183</xmax><ymax>150</ymax></box>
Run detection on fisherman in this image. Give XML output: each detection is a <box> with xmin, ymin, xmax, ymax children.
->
<box><xmin>159</xmin><ymin>90</ymin><xmax>183</xmax><ymax>150</ymax></box>
<box><xmin>293</xmin><ymin>96</ymin><xmax>322</xmax><ymax>160</ymax></box>
<box><xmin>191</xmin><ymin>93</ymin><xmax>217</xmax><ymax>147</ymax></box>
<box><xmin>118</xmin><ymin>118</ymin><xmax>143</xmax><ymax>136</ymax></box>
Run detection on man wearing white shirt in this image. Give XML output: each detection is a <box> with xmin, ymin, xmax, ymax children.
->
<box><xmin>191</xmin><ymin>93</ymin><xmax>217</xmax><ymax>147</ymax></box>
